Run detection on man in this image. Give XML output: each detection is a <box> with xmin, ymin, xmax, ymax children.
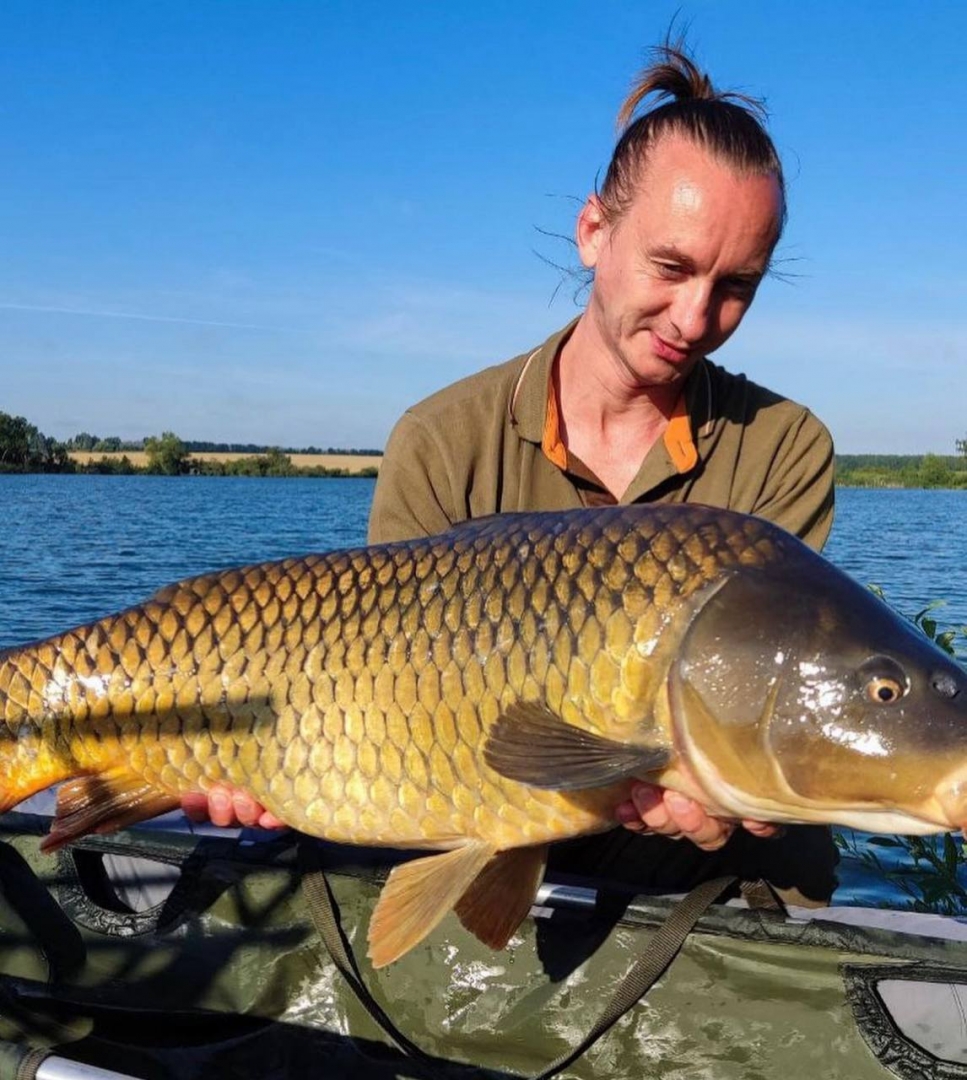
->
<box><xmin>363</xmin><ymin>43</ymin><xmax>836</xmax><ymax>898</ymax></box>
<box><xmin>196</xmin><ymin>43</ymin><xmax>836</xmax><ymax>901</ymax></box>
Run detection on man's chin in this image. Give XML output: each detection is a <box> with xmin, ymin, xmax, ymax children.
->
<box><xmin>623</xmin><ymin>352</ymin><xmax>696</xmax><ymax>388</ymax></box>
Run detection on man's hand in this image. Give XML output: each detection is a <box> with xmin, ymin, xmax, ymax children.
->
<box><xmin>615</xmin><ymin>781</ymin><xmax>779</xmax><ymax>851</ymax></box>
<box><xmin>182</xmin><ymin>786</ymin><xmax>286</xmax><ymax>831</ymax></box>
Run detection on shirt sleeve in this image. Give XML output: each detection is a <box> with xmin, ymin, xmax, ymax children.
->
<box><xmin>751</xmin><ymin>409</ymin><xmax>835</xmax><ymax>552</ymax></box>
<box><xmin>368</xmin><ymin>411</ymin><xmax>458</xmax><ymax>544</ymax></box>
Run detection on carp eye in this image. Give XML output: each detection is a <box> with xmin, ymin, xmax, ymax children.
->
<box><xmin>858</xmin><ymin>656</ymin><xmax>908</xmax><ymax>705</ymax></box>
<box><xmin>865</xmin><ymin>676</ymin><xmax>904</xmax><ymax>704</ymax></box>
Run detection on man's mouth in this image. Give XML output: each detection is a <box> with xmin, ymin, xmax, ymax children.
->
<box><xmin>651</xmin><ymin>332</ymin><xmax>691</xmax><ymax>364</ymax></box>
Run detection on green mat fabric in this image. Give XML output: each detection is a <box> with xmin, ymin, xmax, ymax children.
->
<box><xmin>0</xmin><ymin>813</ymin><xmax>965</xmax><ymax>1080</ymax></box>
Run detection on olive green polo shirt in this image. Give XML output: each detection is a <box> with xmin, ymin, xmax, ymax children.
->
<box><xmin>369</xmin><ymin>320</ymin><xmax>834</xmax><ymax>550</ymax></box>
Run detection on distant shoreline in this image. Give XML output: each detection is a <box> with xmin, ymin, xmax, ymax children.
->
<box><xmin>67</xmin><ymin>450</ymin><xmax>382</xmax><ymax>475</ymax></box>
<box><xmin>3</xmin><ymin>452</ymin><xmax>966</xmax><ymax>488</ymax></box>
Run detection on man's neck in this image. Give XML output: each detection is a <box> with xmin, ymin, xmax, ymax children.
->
<box><xmin>555</xmin><ymin>315</ymin><xmax>686</xmax><ymax>498</ymax></box>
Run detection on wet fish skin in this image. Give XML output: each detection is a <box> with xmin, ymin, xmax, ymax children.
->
<box><xmin>0</xmin><ymin>505</ymin><xmax>765</xmax><ymax>962</ymax></box>
<box><xmin>0</xmin><ymin>505</ymin><xmax>743</xmax><ymax>848</ymax></box>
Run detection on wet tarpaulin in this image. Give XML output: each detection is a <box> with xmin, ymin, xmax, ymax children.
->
<box><xmin>0</xmin><ymin>813</ymin><xmax>966</xmax><ymax>1080</ymax></box>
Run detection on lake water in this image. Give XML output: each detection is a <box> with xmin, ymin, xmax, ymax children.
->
<box><xmin>1</xmin><ymin>475</ymin><xmax>965</xmax><ymax>910</ymax></box>
<box><xmin>824</xmin><ymin>487</ymin><xmax>967</xmax><ymax>637</ymax></box>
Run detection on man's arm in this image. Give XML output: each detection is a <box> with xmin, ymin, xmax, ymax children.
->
<box><xmin>752</xmin><ymin>409</ymin><xmax>835</xmax><ymax>551</ymax></box>
<box><xmin>368</xmin><ymin>411</ymin><xmax>458</xmax><ymax>544</ymax></box>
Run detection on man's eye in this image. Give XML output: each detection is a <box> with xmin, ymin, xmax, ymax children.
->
<box><xmin>655</xmin><ymin>262</ymin><xmax>684</xmax><ymax>278</ymax></box>
<box><xmin>721</xmin><ymin>279</ymin><xmax>758</xmax><ymax>299</ymax></box>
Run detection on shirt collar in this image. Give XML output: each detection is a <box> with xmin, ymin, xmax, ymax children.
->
<box><xmin>508</xmin><ymin>318</ymin><xmax>578</xmax><ymax>443</ymax></box>
<box><xmin>509</xmin><ymin>318</ymin><xmax>714</xmax><ymax>479</ymax></box>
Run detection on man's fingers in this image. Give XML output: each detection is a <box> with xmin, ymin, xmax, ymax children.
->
<box><xmin>231</xmin><ymin>789</ymin><xmax>264</xmax><ymax>828</ymax></box>
<box><xmin>207</xmin><ymin>785</ymin><xmax>236</xmax><ymax>827</ymax></box>
<box><xmin>616</xmin><ymin>799</ymin><xmax>648</xmax><ymax>831</ymax></box>
<box><xmin>629</xmin><ymin>782</ymin><xmax>668</xmax><ymax>828</ymax></box>
<box><xmin>180</xmin><ymin>786</ymin><xmax>284</xmax><ymax>830</ymax></box>
<box><xmin>741</xmin><ymin>819</ymin><xmax>783</xmax><ymax>839</ymax></box>
<box><xmin>624</xmin><ymin>784</ymin><xmax>738</xmax><ymax>851</ymax></box>
<box><xmin>664</xmin><ymin>793</ymin><xmax>735</xmax><ymax>851</ymax></box>
<box><xmin>181</xmin><ymin>792</ymin><xmax>209</xmax><ymax>823</ymax></box>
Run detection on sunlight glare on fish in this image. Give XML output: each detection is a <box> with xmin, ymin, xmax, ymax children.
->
<box><xmin>820</xmin><ymin>722</ymin><xmax>890</xmax><ymax>758</ymax></box>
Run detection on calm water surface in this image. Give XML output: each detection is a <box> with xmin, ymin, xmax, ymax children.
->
<box><xmin>824</xmin><ymin>487</ymin><xmax>967</xmax><ymax>635</ymax></box>
<box><xmin>0</xmin><ymin>475</ymin><xmax>376</xmax><ymax>646</ymax></box>
<box><xmin>1</xmin><ymin>476</ymin><xmax>965</xmax><ymax>910</ymax></box>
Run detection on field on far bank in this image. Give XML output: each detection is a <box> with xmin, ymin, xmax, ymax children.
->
<box><xmin>68</xmin><ymin>451</ymin><xmax>382</xmax><ymax>473</ymax></box>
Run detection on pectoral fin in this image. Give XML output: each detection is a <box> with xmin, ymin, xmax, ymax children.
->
<box><xmin>454</xmin><ymin>844</ymin><xmax>547</xmax><ymax>950</ymax></box>
<box><xmin>368</xmin><ymin>841</ymin><xmax>496</xmax><ymax>968</ymax></box>
<box><xmin>484</xmin><ymin>702</ymin><xmax>670</xmax><ymax>791</ymax></box>
<box><xmin>42</xmin><ymin>769</ymin><xmax>181</xmax><ymax>853</ymax></box>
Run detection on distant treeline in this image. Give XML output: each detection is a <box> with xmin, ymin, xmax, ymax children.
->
<box><xmin>186</xmin><ymin>442</ymin><xmax>383</xmax><ymax>456</ymax></box>
<box><xmin>5</xmin><ymin>411</ymin><xmax>967</xmax><ymax>488</ymax></box>
<box><xmin>836</xmin><ymin>454</ymin><xmax>967</xmax><ymax>489</ymax></box>
<box><xmin>77</xmin><ymin>450</ymin><xmax>379</xmax><ymax>479</ymax></box>
<box><xmin>64</xmin><ymin>432</ymin><xmax>383</xmax><ymax>456</ymax></box>
<box><xmin>0</xmin><ymin>414</ymin><xmax>379</xmax><ymax>477</ymax></box>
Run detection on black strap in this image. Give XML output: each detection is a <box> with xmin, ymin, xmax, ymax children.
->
<box><xmin>0</xmin><ymin>840</ymin><xmax>86</xmax><ymax>981</ymax></box>
<box><xmin>532</xmin><ymin>874</ymin><xmax>737</xmax><ymax>1080</ymax></box>
<box><xmin>299</xmin><ymin>840</ymin><xmax>736</xmax><ymax>1080</ymax></box>
<box><xmin>739</xmin><ymin>877</ymin><xmax>788</xmax><ymax>913</ymax></box>
<box><xmin>298</xmin><ymin>843</ymin><xmax>442</xmax><ymax>1072</ymax></box>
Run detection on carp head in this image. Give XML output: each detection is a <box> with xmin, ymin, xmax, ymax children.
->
<box><xmin>670</xmin><ymin>542</ymin><xmax>967</xmax><ymax>835</ymax></box>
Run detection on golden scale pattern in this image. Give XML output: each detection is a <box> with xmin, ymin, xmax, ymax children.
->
<box><xmin>0</xmin><ymin>506</ymin><xmax>780</xmax><ymax>849</ymax></box>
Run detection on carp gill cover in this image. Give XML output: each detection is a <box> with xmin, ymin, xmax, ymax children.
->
<box><xmin>1</xmin><ymin>505</ymin><xmax>966</xmax><ymax>966</ymax></box>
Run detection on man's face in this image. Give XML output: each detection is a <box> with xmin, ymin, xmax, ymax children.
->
<box><xmin>577</xmin><ymin>133</ymin><xmax>783</xmax><ymax>389</ymax></box>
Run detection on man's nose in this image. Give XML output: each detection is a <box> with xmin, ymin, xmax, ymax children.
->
<box><xmin>669</xmin><ymin>283</ymin><xmax>713</xmax><ymax>344</ymax></box>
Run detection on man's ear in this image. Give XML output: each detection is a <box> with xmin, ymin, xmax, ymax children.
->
<box><xmin>575</xmin><ymin>194</ymin><xmax>608</xmax><ymax>269</ymax></box>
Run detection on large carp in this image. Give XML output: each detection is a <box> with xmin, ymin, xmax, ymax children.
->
<box><xmin>2</xmin><ymin>505</ymin><xmax>966</xmax><ymax>966</ymax></box>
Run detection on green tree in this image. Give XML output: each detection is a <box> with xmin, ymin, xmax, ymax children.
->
<box><xmin>263</xmin><ymin>447</ymin><xmax>295</xmax><ymax>476</ymax></box>
<box><xmin>957</xmin><ymin>437</ymin><xmax>967</xmax><ymax>459</ymax></box>
<box><xmin>0</xmin><ymin>411</ymin><xmax>37</xmax><ymax>467</ymax></box>
<box><xmin>0</xmin><ymin>412</ymin><xmax>71</xmax><ymax>471</ymax></box>
<box><xmin>920</xmin><ymin>453</ymin><xmax>951</xmax><ymax>488</ymax></box>
<box><xmin>67</xmin><ymin>431</ymin><xmax>99</xmax><ymax>450</ymax></box>
<box><xmin>144</xmin><ymin>431</ymin><xmax>189</xmax><ymax>475</ymax></box>
<box><xmin>34</xmin><ymin>433</ymin><xmax>70</xmax><ymax>470</ymax></box>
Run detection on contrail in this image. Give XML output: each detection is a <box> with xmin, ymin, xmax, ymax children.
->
<box><xmin>0</xmin><ymin>301</ymin><xmax>293</xmax><ymax>333</ymax></box>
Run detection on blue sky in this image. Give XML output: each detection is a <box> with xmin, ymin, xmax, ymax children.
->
<box><xmin>1</xmin><ymin>1</ymin><xmax>964</xmax><ymax>454</ymax></box>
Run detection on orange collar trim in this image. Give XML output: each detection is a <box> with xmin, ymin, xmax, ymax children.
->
<box><xmin>662</xmin><ymin>391</ymin><xmax>699</xmax><ymax>473</ymax></box>
<box><xmin>542</xmin><ymin>381</ymin><xmax>698</xmax><ymax>475</ymax></box>
<box><xmin>541</xmin><ymin>376</ymin><xmax>569</xmax><ymax>470</ymax></box>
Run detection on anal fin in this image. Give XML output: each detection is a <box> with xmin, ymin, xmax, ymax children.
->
<box><xmin>455</xmin><ymin>844</ymin><xmax>548</xmax><ymax>950</ymax></box>
<box><xmin>368</xmin><ymin>841</ymin><xmax>495</xmax><ymax>968</ymax></box>
<box><xmin>42</xmin><ymin>769</ymin><xmax>181</xmax><ymax>853</ymax></box>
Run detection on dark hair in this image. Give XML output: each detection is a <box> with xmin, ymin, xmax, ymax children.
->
<box><xmin>600</xmin><ymin>41</ymin><xmax>786</xmax><ymax>241</ymax></box>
